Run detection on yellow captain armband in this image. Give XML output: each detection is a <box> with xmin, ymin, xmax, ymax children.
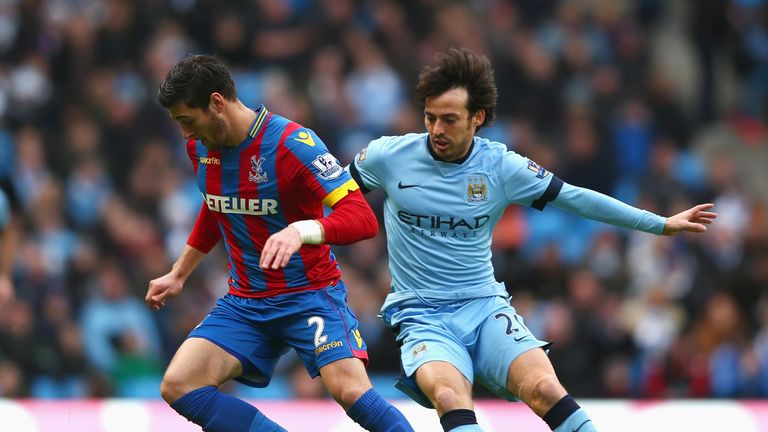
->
<box><xmin>322</xmin><ymin>179</ymin><xmax>360</xmax><ymax>207</ymax></box>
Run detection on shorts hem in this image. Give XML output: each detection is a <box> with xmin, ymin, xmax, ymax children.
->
<box><xmin>186</xmin><ymin>335</ymin><xmax>270</xmax><ymax>388</ymax></box>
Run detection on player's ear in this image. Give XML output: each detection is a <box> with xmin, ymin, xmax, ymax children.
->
<box><xmin>472</xmin><ymin>109</ymin><xmax>485</xmax><ymax>128</ymax></box>
<box><xmin>209</xmin><ymin>93</ymin><xmax>225</xmax><ymax>113</ymax></box>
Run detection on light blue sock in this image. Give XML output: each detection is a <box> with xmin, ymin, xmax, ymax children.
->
<box><xmin>448</xmin><ymin>425</ymin><xmax>484</xmax><ymax>431</ymax></box>
<box><xmin>347</xmin><ymin>388</ymin><xmax>414</xmax><ymax>431</ymax></box>
<box><xmin>553</xmin><ymin>409</ymin><xmax>595</xmax><ymax>432</ymax></box>
<box><xmin>171</xmin><ymin>385</ymin><xmax>286</xmax><ymax>432</ymax></box>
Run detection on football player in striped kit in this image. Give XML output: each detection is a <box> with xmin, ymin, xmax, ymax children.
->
<box><xmin>146</xmin><ymin>55</ymin><xmax>413</xmax><ymax>432</ymax></box>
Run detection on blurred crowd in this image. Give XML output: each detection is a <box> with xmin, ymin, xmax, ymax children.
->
<box><xmin>0</xmin><ymin>0</ymin><xmax>767</xmax><ymax>401</ymax></box>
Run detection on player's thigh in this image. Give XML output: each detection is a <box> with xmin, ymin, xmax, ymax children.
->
<box><xmin>319</xmin><ymin>357</ymin><xmax>370</xmax><ymax>389</ymax></box>
<box><xmin>187</xmin><ymin>296</ymin><xmax>289</xmax><ymax>388</ymax></box>
<box><xmin>162</xmin><ymin>337</ymin><xmax>242</xmax><ymax>401</ymax></box>
<box><xmin>394</xmin><ymin>307</ymin><xmax>474</xmax><ymax>381</ymax></box>
<box><xmin>473</xmin><ymin>297</ymin><xmax>550</xmax><ymax>400</ymax></box>
<box><xmin>285</xmin><ymin>282</ymin><xmax>369</xmax><ymax>378</ymax></box>
<box><xmin>387</xmin><ymin>304</ymin><xmax>475</xmax><ymax>410</ymax></box>
<box><xmin>398</xmin><ymin>312</ymin><xmax>475</xmax><ymax>411</ymax></box>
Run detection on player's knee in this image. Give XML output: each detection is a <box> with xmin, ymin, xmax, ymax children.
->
<box><xmin>431</xmin><ymin>384</ymin><xmax>467</xmax><ymax>412</ymax></box>
<box><xmin>519</xmin><ymin>374</ymin><xmax>566</xmax><ymax>415</ymax></box>
<box><xmin>160</xmin><ymin>371</ymin><xmax>195</xmax><ymax>404</ymax></box>
<box><xmin>326</xmin><ymin>379</ymin><xmax>369</xmax><ymax>408</ymax></box>
<box><xmin>321</xmin><ymin>358</ymin><xmax>373</xmax><ymax>408</ymax></box>
<box><xmin>340</xmin><ymin>385</ymin><xmax>370</xmax><ymax>408</ymax></box>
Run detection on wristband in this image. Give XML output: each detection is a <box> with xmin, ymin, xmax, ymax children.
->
<box><xmin>289</xmin><ymin>220</ymin><xmax>324</xmax><ymax>244</ymax></box>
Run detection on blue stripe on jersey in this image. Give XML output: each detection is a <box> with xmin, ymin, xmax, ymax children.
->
<box><xmin>221</xmin><ymin>144</ymin><xmax>266</xmax><ymax>290</ymax></box>
<box><xmin>259</xmin><ymin>117</ymin><xmax>311</xmax><ymax>288</ymax></box>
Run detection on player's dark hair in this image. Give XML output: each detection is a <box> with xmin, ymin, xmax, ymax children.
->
<box><xmin>415</xmin><ymin>48</ymin><xmax>497</xmax><ymax>129</ymax></box>
<box><xmin>158</xmin><ymin>54</ymin><xmax>237</xmax><ymax>110</ymax></box>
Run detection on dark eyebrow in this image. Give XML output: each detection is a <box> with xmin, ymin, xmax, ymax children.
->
<box><xmin>424</xmin><ymin>111</ymin><xmax>460</xmax><ymax>118</ymax></box>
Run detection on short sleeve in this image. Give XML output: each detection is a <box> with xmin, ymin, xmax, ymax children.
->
<box><xmin>501</xmin><ymin>151</ymin><xmax>561</xmax><ymax>208</ymax></box>
<box><xmin>284</xmin><ymin>127</ymin><xmax>359</xmax><ymax>207</ymax></box>
<box><xmin>350</xmin><ymin>136</ymin><xmax>390</xmax><ymax>191</ymax></box>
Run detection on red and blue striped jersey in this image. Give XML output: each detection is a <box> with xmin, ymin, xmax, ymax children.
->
<box><xmin>186</xmin><ymin>105</ymin><xmax>360</xmax><ymax>298</ymax></box>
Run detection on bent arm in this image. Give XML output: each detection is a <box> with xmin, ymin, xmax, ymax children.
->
<box><xmin>289</xmin><ymin>189</ymin><xmax>378</xmax><ymax>245</ymax></box>
<box><xmin>261</xmin><ymin>189</ymin><xmax>378</xmax><ymax>269</ymax></box>
<box><xmin>145</xmin><ymin>243</ymin><xmax>208</xmax><ymax>310</ymax></box>
<box><xmin>168</xmin><ymin>244</ymin><xmax>208</xmax><ymax>282</ymax></box>
<box><xmin>319</xmin><ymin>189</ymin><xmax>378</xmax><ymax>244</ymax></box>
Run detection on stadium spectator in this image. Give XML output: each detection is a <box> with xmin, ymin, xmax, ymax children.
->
<box><xmin>0</xmin><ymin>187</ymin><xmax>15</xmax><ymax>304</ymax></box>
<box><xmin>80</xmin><ymin>259</ymin><xmax>162</xmax><ymax>374</ymax></box>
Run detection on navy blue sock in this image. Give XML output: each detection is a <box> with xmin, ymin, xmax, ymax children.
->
<box><xmin>346</xmin><ymin>388</ymin><xmax>414</xmax><ymax>432</ymax></box>
<box><xmin>542</xmin><ymin>395</ymin><xmax>595</xmax><ymax>432</ymax></box>
<box><xmin>440</xmin><ymin>409</ymin><xmax>481</xmax><ymax>431</ymax></box>
<box><xmin>171</xmin><ymin>386</ymin><xmax>286</xmax><ymax>432</ymax></box>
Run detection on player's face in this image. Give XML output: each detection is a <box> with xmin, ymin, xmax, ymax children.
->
<box><xmin>168</xmin><ymin>98</ymin><xmax>227</xmax><ymax>150</ymax></box>
<box><xmin>424</xmin><ymin>87</ymin><xmax>485</xmax><ymax>162</ymax></box>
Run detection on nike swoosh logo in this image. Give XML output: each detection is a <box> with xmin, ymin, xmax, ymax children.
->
<box><xmin>573</xmin><ymin>419</ymin><xmax>592</xmax><ymax>432</ymax></box>
<box><xmin>398</xmin><ymin>182</ymin><xmax>419</xmax><ymax>189</ymax></box>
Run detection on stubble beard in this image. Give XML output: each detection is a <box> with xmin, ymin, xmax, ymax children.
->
<box><xmin>202</xmin><ymin>115</ymin><xmax>228</xmax><ymax>150</ymax></box>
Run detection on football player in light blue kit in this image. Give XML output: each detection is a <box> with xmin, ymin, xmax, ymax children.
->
<box><xmin>348</xmin><ymin>48</ymin><xmax>717</xmax><ymax>432</ymax></box>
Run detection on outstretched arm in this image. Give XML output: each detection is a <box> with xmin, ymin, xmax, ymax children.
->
<box><xmin>661</xmin><ymin>203</ymin><xmax>717</xmax><ymax>236</ymax></box>
<box><xmin>550</xmin><ymin>181</ymin><xmax>716</xmax><ymax>235</ymax></box>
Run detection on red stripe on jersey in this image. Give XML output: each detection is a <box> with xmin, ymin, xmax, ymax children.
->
<box><xmin>232</xmin><ymin>113</ymin><xmax>290</xmax><ymax>295</ymax></box>
<box><xmin>203</xmin><ymin>147</ymin><xmax>250</xmax><ymax>294</ymax></box>
<box><xmin>276</xmin><ymin>122</ymin><xmax>340</xmax><ymax>288</ymax></box>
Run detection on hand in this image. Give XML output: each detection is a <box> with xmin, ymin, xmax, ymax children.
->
<box><xmin>260</xmin><ymin>225</ymin><xmax>303</xmax><ymax>270</ymax></box>
<box><xmin>145</xmin><ymin>272</ymin><xmax>184</xmax><ymax>310</ymax></box>
<box><xmin>662</xmin><ymin>203</ymin><xmax>717</xmax><ymax>236</ymax></box>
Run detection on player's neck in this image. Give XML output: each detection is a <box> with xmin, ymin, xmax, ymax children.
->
<box><xmin>225</xmin><ymin>101</ymin><xmax>258</xmax><ymax>147</ymax></box>
<box><xmin>427</xmin><ymin>138</ymin><xmax>475</xmax><ymax>164</ymax></box>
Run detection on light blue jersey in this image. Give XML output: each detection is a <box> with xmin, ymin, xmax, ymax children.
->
<box><xmin>350</xmin><ymin>132</ymin><xmax>665</xmax><ymax>409</ymax></box>
<box><xmin>350</xmin><ymin>133</ymin><xmax>665</xmax><ymax>312</ymax></box>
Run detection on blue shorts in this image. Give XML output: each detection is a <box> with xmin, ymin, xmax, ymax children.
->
<box><xmin>383</xmin><ymin>295</ymin><xmax>549</xmax><ymax>407</ymax></box>
<box><xmin>188</xmin><ymin>280</ymin><xmax>368</xmax><ymax>387</ymax></box>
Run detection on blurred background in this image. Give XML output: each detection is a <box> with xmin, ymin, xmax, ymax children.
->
<box><xmin>0</xmin><ymin>0</ymin><xmax>767</xmax><ymax>404</ymax></box>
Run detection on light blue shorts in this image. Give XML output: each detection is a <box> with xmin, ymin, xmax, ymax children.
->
<box><xmin>383</xmin><ymin>295</ymin><xmax>549</xmax><ymax>407</ymax></box>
